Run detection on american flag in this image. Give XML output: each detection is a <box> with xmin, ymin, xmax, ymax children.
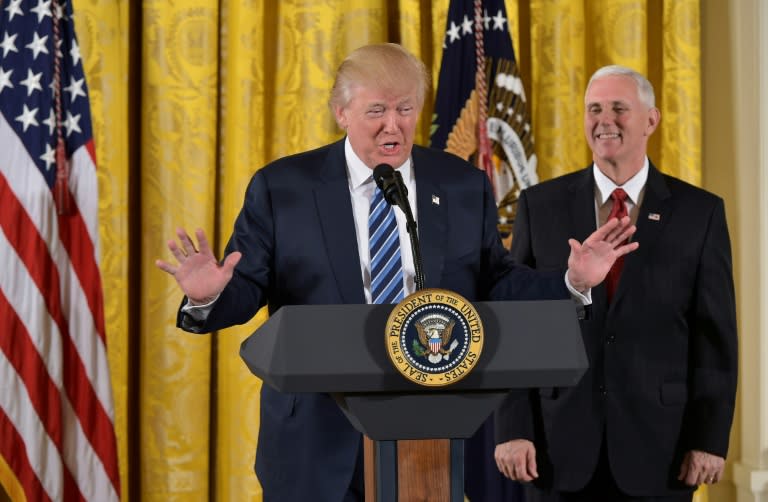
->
<box><xmin>430</xmin><ymin>0</ymin><xmax>538</xmax><ymax>237</ymax></box>
<box><xmin>0</xmin><ymin>1</ymin><xmax>120</xmax><ymax>501</ymax></box>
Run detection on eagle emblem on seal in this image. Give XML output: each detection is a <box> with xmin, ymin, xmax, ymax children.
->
<box><xmin>413</xmin><ymin>313</ymin><xmax>460</xmax><ymax>364</ymax></box>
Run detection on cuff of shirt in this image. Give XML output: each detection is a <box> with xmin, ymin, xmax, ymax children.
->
<box><xmin>180</xmin><ymin>294</ymin><xmax>220</xmax><ymax>322</ymax></box>
<box><xmin>564</xmin><ymin>271</ymin><xmax>592</xmax><ymax>305</ymax></box>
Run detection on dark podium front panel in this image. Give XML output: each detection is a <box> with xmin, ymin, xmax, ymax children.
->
<box><xmin>241</xmin><ymin>299</ymin><xmax>586</xmax><ymax>501</ymax></box>
<box><xmin>240</xmin><ymin>300</ymin><xmax>586</xmax><ymax>440</ymax></box>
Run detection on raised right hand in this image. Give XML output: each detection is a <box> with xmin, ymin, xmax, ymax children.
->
<box><xmin>155</xmin><ymin>227</ymin><xmax>242</xmax><ymax>304</ymax></box>
<box><xmin>566</xmin><ymin>215</ymin><xmax>638</xmax><ymax>292</ymax></box>
<box><xmin>495</xmin><ymin>439</ymin><xmax>538</xmax><ymax>482</ymax></box>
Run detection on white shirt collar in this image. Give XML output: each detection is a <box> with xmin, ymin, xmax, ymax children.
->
<box><xmin>592</xmin><ymin>157</ymin><xmax>649</xmax><ymax>205</ymax></box>
<box><xmin>344</xmin><ymin>137</ymin><xmax>412</xmax><ymax>190</ymax></box>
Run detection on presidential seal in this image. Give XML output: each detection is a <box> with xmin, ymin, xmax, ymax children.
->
<box><xmin>385</xmin><ymin>288</ymin><xmax>484</xmax><ymax>387</ymax></box>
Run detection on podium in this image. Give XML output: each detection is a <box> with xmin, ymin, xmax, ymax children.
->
<box><xmin>240</xmin><ymin>299</ymin><xmax>586</xmax><ymax>501</ymax></box>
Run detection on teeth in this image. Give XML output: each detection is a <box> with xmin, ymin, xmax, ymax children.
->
<box><xmin>597</xmin><ymin>133</ymin><xmax>619</xmax><ymax>139</ymax></box>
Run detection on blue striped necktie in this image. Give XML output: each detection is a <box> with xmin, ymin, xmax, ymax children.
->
<box><xmin>369</xmin><ymin>187</ymin><xmax>404</xmax><ymax>304</ymax></box>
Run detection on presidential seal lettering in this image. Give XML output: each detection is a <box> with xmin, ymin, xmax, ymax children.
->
<box><xmin>385</xmin><ymin>288</ymin><xmax>484</xmax><ymax>387</ymax></box>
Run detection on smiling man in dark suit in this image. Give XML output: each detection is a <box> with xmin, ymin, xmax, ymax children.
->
<box><xmin>494</xmin><ymin>65</ymin><xmax>738</xmax><ymax>502</ymax></box>
<box><xmin>156</xmin><ymin>45</ymin><xmax>638</xmax><ymax>501</ymax></box>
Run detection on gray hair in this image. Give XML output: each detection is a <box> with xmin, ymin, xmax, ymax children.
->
<box><xmin>585</xmin><ymin>65</ymin><xmax>656</xmax><ymax>108</ymax></box>
<box><xmin>329</xmin><ymin>43</ymin><xmax>430</xmax><ymax>111</ymax></box>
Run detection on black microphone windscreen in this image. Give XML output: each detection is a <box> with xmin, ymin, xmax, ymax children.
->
<box><xmin>373</xmin><ymin>163</ymin><xmax>394</xmax><ymax>190</ymax></box>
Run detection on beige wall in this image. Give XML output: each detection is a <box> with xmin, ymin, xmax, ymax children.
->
<box><xmin>702</xmin><ymin>0</ymin><xmax>768</xmax><ymax>501</ymax></box>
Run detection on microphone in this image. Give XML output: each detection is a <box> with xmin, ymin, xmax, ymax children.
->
<box><xmin>372</xmin><ymin>164</ymin><xmax>406</xmax><ymax>207</ymax></box>
<box><xmin>372</xmin><ymin>163</ymin><xmax>425</xmax><ymax>291</ymax></box>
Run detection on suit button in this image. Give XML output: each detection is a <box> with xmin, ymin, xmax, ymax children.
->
<box><xmin>599</xmin><ymin>385</ymin><xmax>607</xmax><ymax>396</ymax></box>
<box><xmin>606</xmin><ymin>335</ymin><xmax>616</xmax><ymax>344</ymax></box>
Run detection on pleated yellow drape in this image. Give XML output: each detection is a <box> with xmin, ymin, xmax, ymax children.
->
<box><xmin>71</xmin><ymin>2</ymin><xmax>131</xmax><ymax>501</ymax></box>
<box><xmin>77</xmin><ymin>1</ymin><xmax>702</xmax><ymax>500</ymax></box>
<box><xmin>528</xmin><ymin>0</ymin><xmax>590</xmax><ymax>180</ymax></box>
<box><xmin>140</xmin><ymin>2</ymin><xmax>220</xmax><ymax>500</ymax></box>
<box><xmin>660</xmin><ymin>0</ymin><xmax>701</xmax><ymax>185</ymax></box>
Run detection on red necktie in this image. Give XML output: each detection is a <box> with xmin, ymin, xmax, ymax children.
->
<box><xmin>605</xmin><ymin>188</ymin><xmax>628</xmax><ymax>302</ymax></box>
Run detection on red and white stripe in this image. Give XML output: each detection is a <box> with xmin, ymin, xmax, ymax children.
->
<box><xmin>0</xmin><ymin>112</ymin><xmax>120</xmax><ymax>501</ymax></box>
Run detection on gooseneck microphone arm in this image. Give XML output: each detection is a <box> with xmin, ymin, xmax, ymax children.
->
<box><xmin>392</xmin><ymin>170</ymin><xmax>426</xmax><ymax>292</ymax></box>
<box><xmin>373</xmin><ymin>164</ymin><xmax>426</xmax><ymax>292</ymax></box>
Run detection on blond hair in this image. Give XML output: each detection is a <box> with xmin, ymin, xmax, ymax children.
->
<box><xmin>329</xmin><ymin>43</ymin><xmax>430</xmax><ymax>111</ymax></box>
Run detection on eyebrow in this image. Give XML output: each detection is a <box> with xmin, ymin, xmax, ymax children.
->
<box><xmin>588</xmin><ymin>99</ymin><xmax>629</xmax><ymax>105</ymax></box>
<box><xmin>586</xmin><ymin>100</ymin><xmax>630</xmax><ymax>108</ymax></box>
<box><xmin>364</xmin><ymin>98</ymin><xmax>415</xmax><ymax>109</ymax></box>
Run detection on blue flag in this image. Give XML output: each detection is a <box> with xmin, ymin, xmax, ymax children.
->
<box><xmin>430</xmin><ymin>0</ymin><xmax>537</xmax><ymax>237</ymax></box>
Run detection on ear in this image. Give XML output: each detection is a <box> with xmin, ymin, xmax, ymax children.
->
<box><xmin>645</xmin><ymin>107</ymin><xmax>660</xmax><ymax>136</ymax></box>
<box><xmin>334</xmin><ymin>105</ymin><xmax>347</xmax><ymax>130</ymax></box>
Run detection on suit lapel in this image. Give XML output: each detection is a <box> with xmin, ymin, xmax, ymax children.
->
<box><xmin>611</xmin><ymin>163</ymin><xmax>671</xmax><ymax>304</ymax></box>
<box><xmin>412</xmin><ymin>148</ymin><xmax>447</xmax><ymax>288</ymax></box>
<box><xmin>568</xmin><ymin>167</ymin><xmax>598</xmax><ymax>242</ymax></box>
<box><xmin>314</xmin><ymin>140</ymin><xmax>366</xmax><ymax>304</ymax></box>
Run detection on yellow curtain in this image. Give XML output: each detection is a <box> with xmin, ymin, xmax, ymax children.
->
<box><xmin>74</xmin><ymin>0</ymin><xmax>702</xmax><ymax>500</ymax></box>
<box><xmin>70</xmin><ymin>1</ymin><xmax>131</xmax><ymax>500</ymax></box>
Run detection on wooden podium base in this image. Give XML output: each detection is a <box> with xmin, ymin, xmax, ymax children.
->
<box><xmin>364</xmin><ymin>437</ymin><xmax>464</xmax><ymax>501</ymax></box>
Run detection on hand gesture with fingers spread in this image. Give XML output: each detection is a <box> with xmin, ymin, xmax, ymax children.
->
<box><xmin>155</xmin><ymin>228</ymin><xmax>242</xmax><ymax>304</ymax></box>
<box><xmin>567</xmin><ymin>215</ymin><xmax>639</xmax><ymax>292</ymax></box>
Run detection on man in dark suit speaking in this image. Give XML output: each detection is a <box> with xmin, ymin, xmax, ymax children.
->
<box><xmin>156</xmin><ymin>44</ymin><xmax>638</xmax><ymax>501</ymax></box>
<box><xmin>494</xmin><ymin>65</ymin><xmax>738</xmax><ymax>502</ymax></box>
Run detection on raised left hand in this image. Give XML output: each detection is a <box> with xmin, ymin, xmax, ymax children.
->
<box><xmin>566</xmin><ymin>216</ymin><xmax>639</xmax><ymax>291</ymax></box>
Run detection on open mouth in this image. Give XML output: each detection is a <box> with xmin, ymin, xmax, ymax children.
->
<box><xmin>380</xmin><ymin>142</ymin><xmax>400</xmax><ymax>152</ymax></box>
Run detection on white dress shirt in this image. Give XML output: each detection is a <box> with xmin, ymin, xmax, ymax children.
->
<box><xmin>345</xmin><ymin>138</ymin><xmax>417</xmax><ymax>304</ymax></box>
<box><xmin>592</xmin><ymin>158</ymin><xmax>649</xmax><ymax>227</ymax></box>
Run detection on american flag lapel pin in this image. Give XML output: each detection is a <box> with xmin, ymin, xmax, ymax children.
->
<box><xmin>432</xmin><ymin>195</ymin><xmax>440</xmax><ymax>205</ymax></box>
<box><xmin>648</xmin><ymin>212</ymin><xmax>661</xmax><ymax>221</ymax></box>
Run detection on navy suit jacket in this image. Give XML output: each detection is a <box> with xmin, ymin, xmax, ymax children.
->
<box><xmin>495</xmin><ymin>164</ymin><xmax>738</xmax><ymax>496</ymax></box>
<box><xmin>178</xmin><ymin>139</ymin><xmax>568</xmax><ymax>501</ymax></box>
